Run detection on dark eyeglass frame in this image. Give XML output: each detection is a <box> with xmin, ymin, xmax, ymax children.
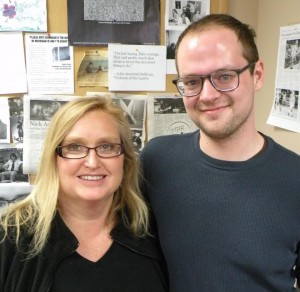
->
<box><xmin>172</xmin><ymin>62</ymin><xmax>256</xmax><ymax>97</ymax></box>
<box><xmin>56</xmin><ymin>143</ymin><xmax>124</xmax><ymax>159</ymax></box>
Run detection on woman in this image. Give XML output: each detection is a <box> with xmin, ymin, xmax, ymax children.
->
<box><xmin>0</xmin><ymin>97</ymin><xmax>168</xmax><ymax>292</ymax></box>
<box><xmin>177</xmin><ymin>12</ymin><xmax>191</xmax><ymax>25</ymax></box>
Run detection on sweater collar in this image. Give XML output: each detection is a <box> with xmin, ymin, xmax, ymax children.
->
<box><xmin>43</xmin><ymin>213</ymin><xmax>163</xmax><ymax>262</ymax></box>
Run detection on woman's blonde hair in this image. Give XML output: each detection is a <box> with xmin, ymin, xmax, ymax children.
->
<box><xmin>0</xmin><ymin>96</ymin><xmax>148</xmax><ymax>257</ymax></box>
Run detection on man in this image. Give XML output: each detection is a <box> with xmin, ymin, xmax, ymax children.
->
<box><xmin>1</xmin><ymin>153</ymin><xmax>22</xmax><ymax>182</ymax></box>
<box><xmin>140</xmin><ymin>14</ymin><xmax>300</xmax><ymax>291</ymax></box>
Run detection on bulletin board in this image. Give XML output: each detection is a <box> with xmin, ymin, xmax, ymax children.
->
<box><xmin>0</xmin><ymin>0</ymin><xmax>228</xmax><ymax>187</ymax></box>
<box><xmin>47</xmin><ymin>0</ymin><xmax>228</xmax><ymax>96</ymax></box>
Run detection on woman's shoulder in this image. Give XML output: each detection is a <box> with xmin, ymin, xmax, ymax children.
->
<box><xmin>110</xmin><ymin>222</ymin><xmax>164</xmax><ymax>261</ymax></box>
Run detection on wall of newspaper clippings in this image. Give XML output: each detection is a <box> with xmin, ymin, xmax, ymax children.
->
<box><xmin>0</xmin><ymin>0</ymin><xmax>228</xmax><ymax>208</ymax></box>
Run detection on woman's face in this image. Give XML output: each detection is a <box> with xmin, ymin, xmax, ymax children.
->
<box><xmin>57</xmin><ymin>110</ymin><xmax>124</xmax><ymax>211</ymax></box>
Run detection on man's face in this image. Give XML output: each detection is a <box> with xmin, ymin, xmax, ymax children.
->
<box><xmin>177</xmin><ymin>27</ymin><xmax>264</xmax><ymax>140</ymax></box>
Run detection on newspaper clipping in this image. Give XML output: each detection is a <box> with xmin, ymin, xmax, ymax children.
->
<box><xmin>147</xmin><ymin>93</ymin><xmax>198</xmax><ymax>140</ymax></box>
<box><xmin>267</xmin><ymin>23</ymin><xmax>300</xmax><ymax>133</ymax></box>
<box><xmin>23</xmin><ymin>95</ymin><xmax>75</xmax><ymax>174</ymax></box>
<box><xmin>25</xmin><ymin>33</ymin><xmax>74</xmax><ymax>94</ymax></box>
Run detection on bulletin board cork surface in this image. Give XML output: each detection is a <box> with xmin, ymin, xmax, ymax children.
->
<box><xmin>46</xmin><ymin>0</ymin><xmax>228</xmax><ymax>96</ymax></box>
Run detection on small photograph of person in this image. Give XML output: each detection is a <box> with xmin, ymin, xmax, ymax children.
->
<box><xmin>169</xmin><ymin>8</ymin><xmax>180</xmax><ymax>24</ymax></box>
<box><xmin>85</xmin><ymin>61</ymin><xmax>93</xmax><ymax>74</ymax></box>
<box><xmin>192</xmin><ymin>8</ymin><xmax>203</xmax><ymax>22</ymax></box>
<box><xmin>177</xmin><ymin>11</ymin><xmax>191</xmax><ymax>25</ymax></box>
<box><xmin>0</xmin><ymin>151</ymin><xmax>28</xmax><ymax>183</ymax></box>
<box><xmin>167</xmin><ymin>42</ymin><xmax>176</xmax><ymax>59</ymax></box>
<box><xmin>131</xmin><ymin>129</ymin><xmax>143</xmax><ymax>155</ymax></box>
<box><xmin>8</xmin><ymin>97</ymin><xmax>24</xmax><ymax>143</ymax></box>
<box><xmin>284</xmin><ymin>39</ymin><xmax>300</xmax><ymax>69</ymax></box>
<box><xmin>166</xmin><ymin>30</ymin><xmax>181</xmax><ymax>60</ymax></box>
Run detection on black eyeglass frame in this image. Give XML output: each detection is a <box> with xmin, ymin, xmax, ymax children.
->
<box><xmin>56</xmin><ymin>143</ymin><xmax>125</xmax><ymax>159</ymax></box>
<box><xmin>172</xmin><ymin>62</ymin><xmax>256</xmax><ymax>97</ymax></box>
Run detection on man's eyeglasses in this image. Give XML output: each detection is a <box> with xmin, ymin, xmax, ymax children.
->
<box><xmin>172</xmin><ymin>62</ymin><xmax>256</xmax><ymax>97</ymax></box>
<box><xmin>56</xmin><ymin>143</ymin><xmax>124</xmax><ymax>159</ymax></box>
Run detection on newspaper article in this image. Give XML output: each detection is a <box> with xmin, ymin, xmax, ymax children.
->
<box><xmin>147</xmin><ymin>93</ymin><xmax>198</xmax><ymax>140</ymax></box>
<box><xmin>23</xmin><ymin>95</ymin><xmax>75</xmax><ymax>174</ymax></box>
<box><xmin>267</xmin><ymin>23</ymin><xmax>300</xmax><ymax>133</ymax></box>
<box><xmin>25</xmin><ymin>33</ymin><xmax>74</xmax><ymax>94</ymax></box>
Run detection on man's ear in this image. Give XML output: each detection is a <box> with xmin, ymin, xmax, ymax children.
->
<box><xmin>253</xmin><ymin>60</ymin><xmax>264</xmax><ymax>91</ymax></box>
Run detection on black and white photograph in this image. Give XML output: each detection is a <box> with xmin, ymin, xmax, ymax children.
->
<box><xmin>131</xmin><ymin>129</ymin><xmax>143</xmax><ymax>155</ymax></box>
<box><xmin>272</xmin><ymin>88</ymin><xmax>299</xmax><ymax>119</ymax></box>
<box><xmin>0</xmin><ymin>148</ymin><xmax>29</xmax><ymax>184</ymax></box>
<box><xmin>52</xmin><ymin>46</ymin><xmax>71</xmax><ymax>61</ymax></box>
<box><xmin>166</xmin><ymin>0</ymin><xmax>209</xmax><ymax>28</ymax></box>
<box><xmin>113</xmin><ymin>97</ymin><xmax>145</xmax><ymax>128</ymax></box>
<box><xmin>154</xmin><ymin>97</ymin><xmax>186</xmax><ymax>114</ymax></box>
<box><xmin>284</xmin><ymin>39</ymin><xmax>300</xmax><ymax>69</ymax></box>
<box><xmin>166</xmin><ymin>30</ymin><xmax>181</xmax><ymax>60</ymax></box>
<box><xmin>30</xmin><ymin>100</ymin><xmax>68</xmax><ymax>121</ymax></box>
<box><xmin>8</xmin><ymin>97</ymin><xmax>24</xmax><ymax>143</ymax></box>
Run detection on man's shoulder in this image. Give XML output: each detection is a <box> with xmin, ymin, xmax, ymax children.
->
<box><xmin>140</xmin><ymin>131</ymin><xmax>198</xmax><ymax>164</ymax></box>
<box><xmin>266</xmin><ymin>135</ymin><xmax>300</xmax><ymax>163</ymax></box>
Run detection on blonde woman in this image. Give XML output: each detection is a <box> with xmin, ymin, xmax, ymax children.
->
<box><xmin>0</xmin><ymin>97</ymin><xmax>168</xmax><ymax>292</ymax></box>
